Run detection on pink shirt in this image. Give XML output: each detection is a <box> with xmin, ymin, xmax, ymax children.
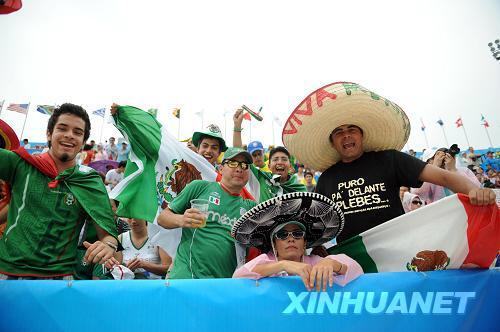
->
<box><xmin>411</xmin><ymin>167</ymin><xmax>481</xmax><ymax>204</ymax></box>
<box><xmin>93</xmin><ymin>151</ymin><xmax>109</xmax><ymax>161</ymax></box>
<box><xmin>233</xmin><ymin>253</ymin><xmax>363</xmax><ymax>287</ymax></box>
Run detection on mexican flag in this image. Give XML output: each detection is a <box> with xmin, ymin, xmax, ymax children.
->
<box><xmin>109</xmin><ymin>106</ymin><xmax>304</xmax><ymax>257</ymax></box>
<box><xmin>328</xmin><ymin>194</ymin><xmax>499</xmax><ymax>273</ymax></box>
<box><xmin>110</xmin><ymin>106</ymin><xmax>217</xmax><ymax>222</ymax></box>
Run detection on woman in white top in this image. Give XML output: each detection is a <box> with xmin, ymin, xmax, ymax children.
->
<box><xmin>114</xmin><ymin>218</ymin><xmax>171</xmax><ymax>279</ymax></box>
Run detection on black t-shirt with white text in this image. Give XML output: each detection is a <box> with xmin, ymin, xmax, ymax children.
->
<box><xmin>316</xmin><ymin>150</ymin><xmax>426</xmax><ymax>243</ymax></box>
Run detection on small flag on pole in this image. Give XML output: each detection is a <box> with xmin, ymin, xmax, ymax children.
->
<box><xmin>456</xmin><ymin>117</ymin><xmax>463</xmax><ymax>128</ymax></box>
<box><xmin>7</xmin><ymin>103</ymin><xmax>29</xmax><ymax>114</ymax></box>
<box><xmin>172</xmin><ymin>108</ymin><xmax>180</xmax><ymax>119</ymax></box>
<box><xmin>93</xmin><ymin>108</ymin><xmax>106</xmax><ymax>118</ymax></box>
<box><xmin>147</xmin><ymin>108</ymin><xmax>158</xmax><ymax>118</ymax></box>
<box><xmin>36</xmin><ymin>105</ymin><xmax>55</xmax><ymax>115</ymax></box>
<box><xmin>437</xmin><ymin>119</ymin><xmax>444</xmax><ymax>126</ymax></box>
<box><xmin>481</xmin><ymin>114</ymin><xmax>489</xmax><ymax>127</ymax></box>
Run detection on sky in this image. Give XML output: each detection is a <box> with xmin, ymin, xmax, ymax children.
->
<box><xmin>1</xmin><ymin>0</ymin><xmax>499</xmax><ymax>151</ymax></box>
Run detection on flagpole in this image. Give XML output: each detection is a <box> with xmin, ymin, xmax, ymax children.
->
<box><xmin>20</xmin><ymin>102</ymin><xmax>31</xmax><ymax>139</ymax></box>
<box><xmin>440</xmin><ymin>126</ymin><xmax>449</xmax><ymax>146</ymax></box>
<box><xmin>484</xmin><ymin>126</ymin><xmax>493</xmax><ymax>148</ymax></box>
<box><xmin>99</xmin><ymin>113</ymin><xmax>105</xmax><ymax>144</ymax></box>
<box><xmin>461</xmin><ymin>125</ymin><xmax>470</xmax><ymax>147</ymax></box>
<box><xmin>420</xmin><ymin>118</ymin><xmax>429</xmax><ymax>148</ymax></box>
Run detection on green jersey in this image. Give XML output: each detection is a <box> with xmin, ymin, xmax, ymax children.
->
<box><xmin>168</xmin><ymin>180</ymin><xmax>256</xmax><ymax>279</ymax></box>
<box><xmin>0</xmin><ymin>149</ymin><xmax>116</xmax><ymax>277</ymax></box>
<box><xmin>248</xmin><ymin>165</ymin><xmax>307</xmax><ymax>203</ymax></box>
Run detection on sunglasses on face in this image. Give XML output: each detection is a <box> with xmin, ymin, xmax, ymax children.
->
<box><xmin>411</xmin><ymin>200</ymin><xmax>422</xmax><ymax>205</ymax></box>
<box><xmin>274</xmin><ymin>230</ymin><xmax>306</xmax><ymax>241</ymax></box>
<box><xmin>223</xmin><ymin>160</ymin><xmax>250</xmax><ymax>170</ymax></box>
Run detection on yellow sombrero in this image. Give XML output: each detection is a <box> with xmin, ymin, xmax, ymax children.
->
<box><xmin>0</xmin><ymin>119</ymin><xmax>20</xmax><ymax>150</ymax></box>
<box><xmin>282</xmin><ymin>82</ymin><xmax>411</xmax><ymax>172</ymax></box>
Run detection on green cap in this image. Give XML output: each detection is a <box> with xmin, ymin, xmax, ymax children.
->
<box><xmin>222</xmin><ymin>147</ymin><xmax>252</xmax><ymax>164</ymax></box>
<box><xmin>192</xmin><ymin>124</ymin><xmax>227</xmax><ymax>152</ymax></box>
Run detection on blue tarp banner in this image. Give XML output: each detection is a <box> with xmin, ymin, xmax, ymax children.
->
<box><xmin>1</xmin><ymin>270</ymin><xmax>498</xmax><ymax>332</ymax></box>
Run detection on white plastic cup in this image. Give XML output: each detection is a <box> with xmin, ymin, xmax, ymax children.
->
<box><xmin>190</xmin><ymin>199</ymin><xmax>209</xmax><ymax>227</ymax></box>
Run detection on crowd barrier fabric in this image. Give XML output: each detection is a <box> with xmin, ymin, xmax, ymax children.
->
<box><xmin>0</xmin><ymin>270</ymin><xmax>498</xmax><ymax>332</ymax></box>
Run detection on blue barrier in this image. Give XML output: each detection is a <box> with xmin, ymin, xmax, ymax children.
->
<box><xmin>0</xmin><ymin>270</ymin><xmax>498</xmax><ymax>332</ymax></box>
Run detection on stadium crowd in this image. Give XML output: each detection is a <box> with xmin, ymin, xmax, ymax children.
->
<box><xmin>0</xmin><ymin>83</ymin><xmax>498</xmax><ymax>288</ymax></box>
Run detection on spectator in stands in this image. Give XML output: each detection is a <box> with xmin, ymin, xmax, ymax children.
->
<box><xmin>412</xmin><ymin>147</ymin><xmax>481</xmax><ymax>203</ymax></box>
<box><xmin>296</xmin><ymin>164</ymin><xmax>305</xmax><ymax>183</ymax></box>
<box><xmin>105</xmin><ymin>160</ymin><xmax>126</xmax><ymax>190</ymax></box>
<box><xmin>94</xmin><ymin>144</ymin><xmax>108</xmax><ymax>161</ymax></box>
<box><xmin>117</xmin><ymin>141</ymin><xmax>130</xmax><ymax>162</ymax></box>
<box><xmin>247</xmin><ymin>141</ymin><xmax>270</xmax><ymax>172</ymax></box>
<box><xmin>232</xmin><ymin>109</ymin><xmax>306</xmax><ymax>202</ymax></box>
<box><xmin>106</xmin><ymin>137</ymin><xmax>118</xmax><ymax>160</ymax></box>
<box><xmin>459</xmin><ymin>152</ymin><xmax>470</xmax><ymax>167</ymax></box>
<box><xmin>82</xmin><ymin>144</ymin><xmax>94</xmax><ymax>165</ymax></box>
<box><xmin>304</xmin><ymin>170</ymin><xmax>316</xmax><ymax>192</ymax></box>
<box><xmin>232</xmin><ymin>192</ymin><xmax>362</xmax><ymax>291</ymax></box>
<box><xmin>399</xmin><ymin>186</ymin><xmax>409</xmax><ymax>201</ymax></box>
<box><xmin>22</xmin><ymin>138</ymin><xmax>31</xmax><ymax>149</ymax></box>
<box><xmin>467</xmin><ymin>146</ymin><xmax>481</xmax><ymax>168</ymax></box>
<box><xmin>402</xmin><ymin>192</ymin><xmax>425</xmax><ymax>213</ymax></box>
<box><xmin>483</xmin><ymin>169</ymin><xmax>498</xmax><ymax>188</ymax></box>
<box><xmin>157</xmin><ymin>148</ymin><xmax>257</xmax><ymax>279</ymax></box>
<box><xmin>284</xmin><ymin>82</ymin><xmax>496</xmax><ymax>245</ymax></box>
<box><xmin>111</xmin><ymin>218</ymin><xmax>171</xmax><ymax>279</ymax></box>
<box><xmin>481</xmin><ymin>151</ymin><xmax>499</xmax><ymax>173</ymax></box>
<box><xmin>192</xmin><ymin>125</ymin><xmax>227</xmax><ymax>166</ymax></box>
<box><xmin>0</xmin><ymin>103</ymin><xmax>119</xmax><ymax>280</ymax></box>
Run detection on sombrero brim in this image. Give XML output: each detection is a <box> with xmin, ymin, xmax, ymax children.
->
<box><xmin>282</xmin><ymin>82</ymin><xmax>411</xmax><ymax>171</ymax></box>
<box><xmin>0</xmin><ymin>119</ymin><xmax>20</xmax><ymax>150</ymax></box>
<box><xmin>231</xmin><ymin>192</ymin><xmax>344</xmax><ymax>253</ymax></box>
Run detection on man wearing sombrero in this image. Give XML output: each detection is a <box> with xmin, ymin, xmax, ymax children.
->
<box><xmin>283</xmin><ymin>82</ymin><xmax>496</xmax><ymax>244</ymax></box>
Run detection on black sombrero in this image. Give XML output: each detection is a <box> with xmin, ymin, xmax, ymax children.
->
<box><xmin>0</xmin><ymin>119</ymin><xmax>20</xmax><ymax>150</ymax></box>
<box><xmin>231</xmin><ymin>192</ymin><xmax>344</xmax><ymax>253</ymax></box>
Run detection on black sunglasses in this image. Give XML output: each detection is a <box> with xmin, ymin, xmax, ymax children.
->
<box><xmin>274</xmin><ymin>230</ymin><xmax>306</xmax><ymax>241</ymax></box>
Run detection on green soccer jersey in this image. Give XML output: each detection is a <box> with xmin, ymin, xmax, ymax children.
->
<box><xmin>168</xmin><ymin>180</ymin><xmax>256</xmax><ymax>279</ymax></box>
<box><xmin>0</xmin><ymin>149</ymin><xmax>115</xmax><ymax>277</ymax></box>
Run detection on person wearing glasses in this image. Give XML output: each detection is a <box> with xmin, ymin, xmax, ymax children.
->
<box><xmin>157</xmin><ymin>147</ymin><xmax>257</xmax><ymax>279</ymax></box>
<box><xmin>401</xmin><ymin>192</ymin><xmax>425</xmax><ymax>213</ymax></box>
<box><xmin>232</xmin><ymin>192</ymin><xmax>363</xmax><ymax>291</ymax></box>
